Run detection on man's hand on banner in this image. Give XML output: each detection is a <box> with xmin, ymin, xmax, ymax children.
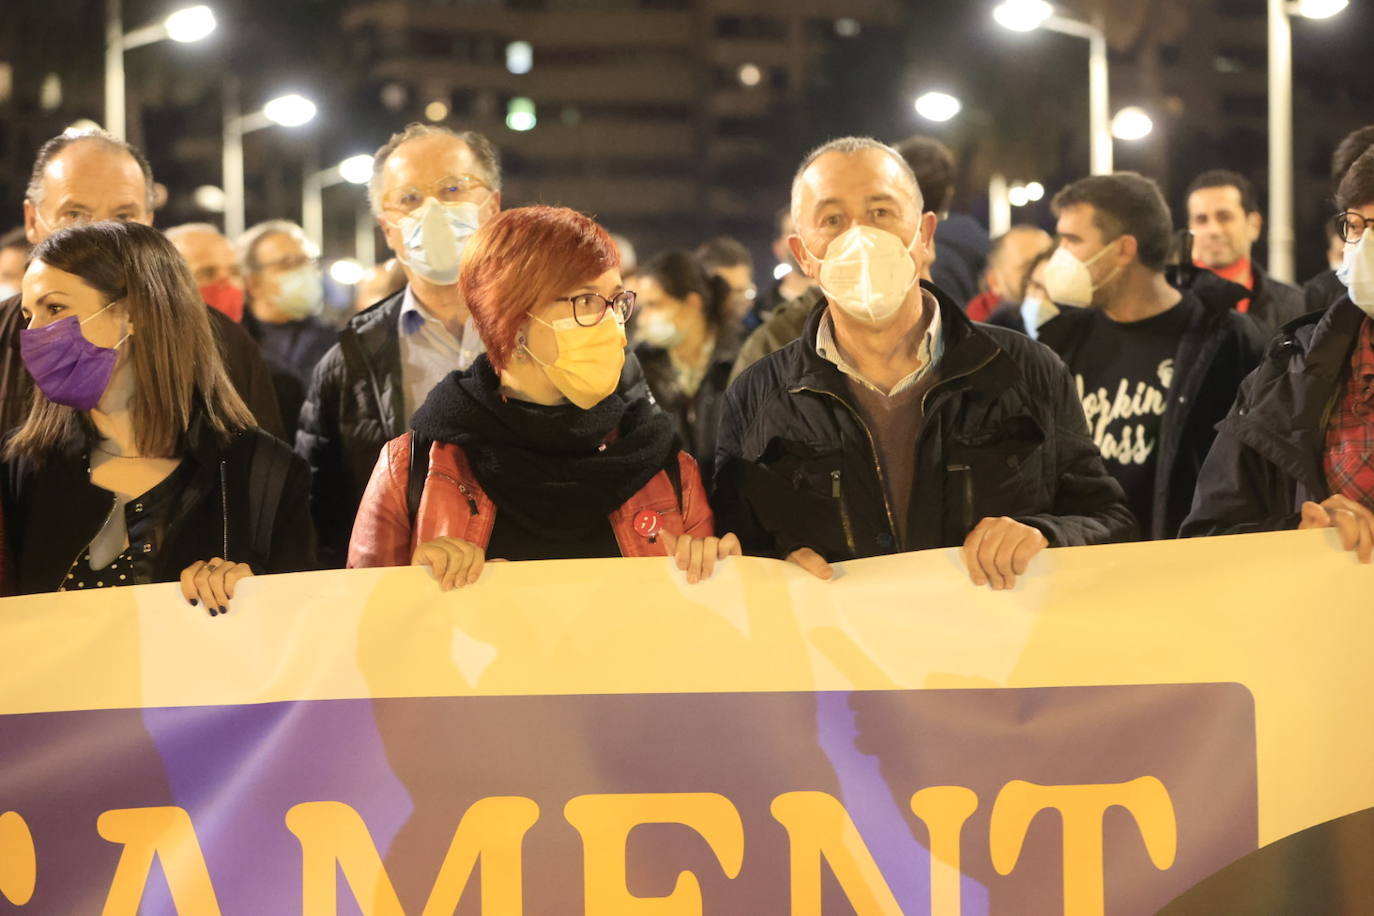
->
<box><xmin>179</xmin><ymin>558</ymin><xmax>254</xmax><ymax>616</ymax></box>
<box><xmin>962</xmin><ymin>517</ymin><xmax>1049</xmax><ymax>590</ymax></box>
<box><xmin>787</xmin><ymin>547</ymin><xmax>834</xmax><ymax>581</ymax></box>
<box><xmin>659</xmin><ymin>530</ymin><xmax>742</xmax><ymax>584</ymax></box>
<box><xmin>1299</xmin><ymin>496</ymin><xmax>1374</xmax><ymax>562</ymax></box>
<box><xmin>412</xmin><ymin>537</ymin><xmax>487</xmax><ymax>590</ymax></box>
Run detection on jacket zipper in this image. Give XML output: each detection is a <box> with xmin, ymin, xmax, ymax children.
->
<box><xmin>831</xmin><ymin>469</ymin><xmax>858</xmax><ymax>555</ymax></box>
<box><xmin>60</xmin><ymin>495</ymin><xmax>118</xmax><ymax>590</ymax></box>
<box><xmin>220</xmin><ymin>460</ymin><xmax>229</xmax><ymax>560</ymax></box>
<box><xmin>429</xmin><ymin>469</ymin><xmax>480</xmax><ymax>515</ymax></box>
<box><xmin>794</xmin><ymin>386</ymin><xmax>899</xmax><ymax>548</ymax></box>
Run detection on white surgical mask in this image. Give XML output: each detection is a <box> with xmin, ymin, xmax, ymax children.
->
<box><xmin>1336</xmin><ymin>229</ymin><xmax>1374</xmax><ymax>316</ymax></box>
<box><xmin>636</xmin><ymin>312</ymin><xmax>682</xmax><ymax>349</ymax></box>
<box><xmin>804</xmin><ymin>224</ymin><xmax>919</xmax><ymax>325</ymax></box>
<box><xmin>1019</xmin><ymin>295</ymin><xmax>1060</xmax><ymax>341</ymax></box>
<box><xmin>1042</xmin><ymin>242</ymin><xmax>1122</xmax><ymax>309</ymax></box>
<box><xmin>273</xmin><ymin>265</ymin><xmax>324</xmax><ymax>320</ymax></box>
<box><xmin>393</xmin><ymin>198</ymin><xmax>481</xmax><ymax>286</ymax></box>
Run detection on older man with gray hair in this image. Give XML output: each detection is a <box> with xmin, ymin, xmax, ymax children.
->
<box><xmin>714</xmin><ymin>136</ymin><xmax>1134</xmax><ymax>589</ymax></box>
<box><xmin>297</xmin><ymin>122</ymin><xmax>503</xmax><ymax>565</ymax></box>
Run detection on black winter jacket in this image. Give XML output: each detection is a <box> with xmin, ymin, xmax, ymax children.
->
<box><xmin>634</xmin><ymin>329</ymin><xmax>740</xmax><ymax>491</ymax></box>
<box><xmin>1037</xmin><ymin>272</ymin><xmax>1267</xmax><ymax>539</ymax></box>
<box><xmin>714</xmin><ymin>283</ymin><xmax>1136</xmax><ymax>561</ymax></box>
<box><xmin>1245</xmin><ymin>263</ymin><xmax>1307</xmax><ymax>336</ymax></box>
<box><xmin>2</xmin><ymin>415</ymin><xmax>315</xmax><ymax>595</ymax></box>
<box><xmin>1182</xmin><ymin>297</ymin><xmax>1368</xmax><ymax>537</ymax></box>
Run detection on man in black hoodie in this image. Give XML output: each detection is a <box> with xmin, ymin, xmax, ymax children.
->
<box><xmin>1036</xmin><ymin>173</ymin><xmax>1266</xmax><ymax>539</ymax></box>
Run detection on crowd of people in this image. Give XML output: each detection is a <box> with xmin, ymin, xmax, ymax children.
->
<box><xmin>1</xmin><ymin>118</ymin><xmax>1371</xmax><ymax>612</ymax></box>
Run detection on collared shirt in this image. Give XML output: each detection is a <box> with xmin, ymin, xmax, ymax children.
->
<box><xmin>1323</xmin><ymin>314</ymin><xmax>1374</xmax><ymax>511</ymax></box>
<box><xmin>815</xmin><ymin>288</ymin><xmax>944</xmax><ymax>397</ymax></box>
<box><xmin>398</xmin><ymin>284</ymin><xmax>485</xmax><ymax>421</ymax></box>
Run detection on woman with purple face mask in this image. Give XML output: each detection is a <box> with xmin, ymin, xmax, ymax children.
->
<box><xmin>1</xmin><ymin>221</ymin><xmax>315</xmax><ymax>609</ymax></box>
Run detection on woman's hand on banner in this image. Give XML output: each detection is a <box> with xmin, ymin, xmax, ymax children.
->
<box><xmin>1299</xmin><ymin>496</ymin><xmax>1374</xmax><ymax>563</ymax></box>
<box><xmin>413</xmin><ymin>537</ymin><xmax>487</xmax><ymax>590</ymax></box>
<box><xmin>786</xmin><ymin>547</ymin><xmax>834</xmax><ymax>581</ymax></box>
<box><xmin>660</xmin><ymin>530</ymin><xmax>742</xmax><ymax>584</ymax></box>
<box><xmin>180</xmin><ymin>558</ymin><xmax>254</xmax><ymax>616</ymax></box>
<box><xmin>962</xmin><ymin>517</ymin><xmax>1048</xmax><ymax>590</ymax></box>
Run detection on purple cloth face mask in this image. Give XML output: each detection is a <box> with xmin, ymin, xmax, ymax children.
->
<box><xmin>19</xmin><ymin>305</ymin><xmax>125</xmax><ymax>411</ymax></box>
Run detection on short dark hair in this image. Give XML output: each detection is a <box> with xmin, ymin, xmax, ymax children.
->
<box><xmin>1332</xmin><ymin>125</ymin><xmax>1374</xmax><ymax>186</ymax></box>
<box><xmin>1051</xmin><ymin>172</ymin><xmax>1174</xmax><ymax>272</ymax></box>
<box><xmin>893</xmin><ymin>135</ymin><xmax>956</xmax><ymax>214</ymax></box>
<box><xmin>1186</xmin><ymin>169</ymin><xmax>1259</xmax><ymax>214</ymax></box>
<box><xmin>642</xmin><ymin>248</ymin><xmax>732</xmax><ymax>330</ymax></box>
<box><xmin>694</xmin><ymin>236</ymin><xmax>752</xmax><ymax>272</ymax></box>
<box><xmin>1336</xmin><ymin>148</ymin><xmax>1374</xmax><ymax>212</ymax></box>
<box><xmin>0</xmin><ymin>227</ymin><xmax>29</xmax><ymax>254</ymax></box>
<box><xmin>26</xmin><ymin>130</ymin><xmax>155</xmax><ymax>212</ymax></box>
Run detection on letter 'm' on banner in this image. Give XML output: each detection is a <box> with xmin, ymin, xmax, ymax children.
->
<box><xmin>770</xmin><ymin>791</ymin><xmax>902</xmax><ymax>916</ymax></box>
<box><xmin>285</xmin><ymin>797</ymin><xmax>539</xmax><ymax>916</ymax></box>
<box><xmin>97</xmin><ymin>807</ymin><xmax>222</xmax><ymax>916</ymax></box>
<box><xmin>564</xmin><ymin>792</ymin><xmax>744</xmax><ymax>914</ymax></box>
<box><xmin>910</xmin><ymin>786</ymin><xmax>979</xmax><ymax>916</ymax></box>
<box><xmin>0</xmin><ymin>811</ymin><xmax>36</xmax><ymax>906</ymax></box>
<box><xmin>988</xmin><ymin>777</ymin><xmax>1177</xmax><ymax>916</ymax></box>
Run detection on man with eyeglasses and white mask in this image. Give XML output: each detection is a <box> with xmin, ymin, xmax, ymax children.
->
<box><xmin>297</xmin><ymin>123</ymin><xmax>503</xmax><ymax>566</ymax></box>
<box><xmin>715</xmin><ymin>137</ymin><xmax>1134</xmax><ymax>590</ymax></box>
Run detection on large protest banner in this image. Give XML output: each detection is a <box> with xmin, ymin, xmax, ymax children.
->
<box><xmin>0</xmin><ymin>528</ymin><xmax>1370</xmax><ymax>915</ymax></box>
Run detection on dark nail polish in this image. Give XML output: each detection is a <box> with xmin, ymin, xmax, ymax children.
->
<box><xmin>208</xmin><ymin>606</ymin><xmax>218</xmax><ymax>617</ymax></box>
<box><xmin>189</xmin><ymin>598</ymin><xmax>199</xmax><ymax>607</ymax></box>
<box><xmin>219</xmin><ymin>606</ymin><xmax>229</xmax><ymax>615</ymax></box>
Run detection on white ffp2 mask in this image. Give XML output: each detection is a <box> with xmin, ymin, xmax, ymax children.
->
<box><xmin>804</xmin><ymin>224</ymin><xmax>919</xmax><ymax>325</ymax></box>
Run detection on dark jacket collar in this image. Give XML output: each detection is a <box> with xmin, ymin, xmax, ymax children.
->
<box><xmin>791</xmin><ymin>280</ymin><xmax>1017</xmax><ymax>399</ymax></box>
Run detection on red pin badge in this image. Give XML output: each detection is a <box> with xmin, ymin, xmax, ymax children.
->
<box><xmin>634</xmin><ymin>510</ymin><xmax>663</xmax><ymax>541</ymax></box>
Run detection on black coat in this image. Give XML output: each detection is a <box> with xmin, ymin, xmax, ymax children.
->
<box><xmin>1036</xmin><ymin>273</ymin><xmax>1267</xmax><ymax>540</ymax></box>
<box><xmin>713</xmin><ymin>283</ymin><xmax>1136</xmax><ymax>561</ymax></box>
<box><xmin>0</xmin><ymin>294</ymin><xmax>286</xmax><ymax>442</ymax></box>
<box><xmin>1182</xmin><ymin>297</ymin><xmax>1368</xmax><ymax>537</ymax></box>
<box><xmin>296</xmin><ymin>288</ymin><xmax>654</xmax><ymax>566</ymax></box>
<box><xmin>1245</xmin><ymin>263</ymin><xmax>1307</xmax><ymax>336</ymax></box>
<box><xmin>634</xmin><ymin>329</ymin><xmax>739</xmax><ymax>491</ymax></box>
<box><xmin>2</xmin><ymin>416</ymin><xmax>315</xmax><ymax>595</ymax></box>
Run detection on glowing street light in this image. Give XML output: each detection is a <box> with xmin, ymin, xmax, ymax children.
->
<box><xmin>105</xmin><ymin>1</ymin><xmax>217</xmax><ymax>139</ymax></box>
<box><xmin>1025</xmin><ymin>181</ymin><xmax>1045</xmax><ymax>202</ymax></box>
<box><xmin>1009</xmin><ymin>185</ymin><xmax>1030</xmax><ymax>207</ymax></box>
<box><xmin>338</xmin><ymin>154</ymin><xmax>374</xmax><ymax>186</ymax></box>
<box><xmin>1291</xmin><ymin>0</ymin><xmax>1348</xmax><ymax>17</ymax></box>
<box><xmin>304</xmin><ymin>153</ymin><xmax>373</xmax><ymax>249</ymax></box>
<box><xmin>914</xmin><ymin>91</ymin><xmax>962</xmax><ymax>123</ymax></box>
<box><xmin>262</xmin><ymin>93</ymin><xmax>317</xmax><ymax>128</ymax></box>
<box><xmin>992</xmin><ymin>0</ymin><xmax>1054</xmax><ymax>32</ymax></box>
<box><xmin>330</xmin><ymin>259</ymin><xmax>365</xmax><ymax>286</ymax></box>
<box><xmin>1111</xmin><ymin>106</ymin><xmax>1154</xmax><ymax>141</ymax></box>
<box><xmin>223</xmin><ymin>85</ymin><xmax>318</xmax><ymax>238</ymax></box>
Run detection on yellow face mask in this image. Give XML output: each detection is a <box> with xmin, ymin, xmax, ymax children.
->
<box><xmin>524</xmin><ymin>310</ymin><xmax>627</xmax><ymax>409</ymax></box>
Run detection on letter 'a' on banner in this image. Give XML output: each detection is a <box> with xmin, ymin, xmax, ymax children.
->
<box><xmin>0</xmin><ymin>529</ymin><xmax>1369</xmax><ymax>913</ymax></box>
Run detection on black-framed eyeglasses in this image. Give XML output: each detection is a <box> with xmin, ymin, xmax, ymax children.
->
<box><xmin>555</xmin><ymin>290</ymin><xmax>637</xmax><ymax>327</ymax></box>
<box><xmin>1334</xmin><ymin>211</ymin><xmax>1374</xmax><ymax>244</ymax></box>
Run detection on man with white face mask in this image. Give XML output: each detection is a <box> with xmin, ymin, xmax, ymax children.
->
<box><xmin>1185</xmin><ymin>147</ymin><xmax>1374</xmax><ymax>562</ymax></box>
<box><xmin>236</xmin><ymin>220</ymin><xmax>337</xmax><ymax>433</ymax></box>
<box><xmin>1036</xmin><ymin>173</ymin><xmax>1265</xmax><ymax>539</ymax></box>
<box><xmin>297</xmin><ymin>123</ymin><xmax>502</xmax><ymax>566</ymax></box>
<box><xmin>715</xmin><ymin>137</ymin><xmax>1134</xmax><ymax>590</ymax></box>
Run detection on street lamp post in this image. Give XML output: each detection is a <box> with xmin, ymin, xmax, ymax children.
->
<box><xmin>223</xmin><ymin>83</ymin><xmax>317</xmax><ymax>238</ymax></box>
<box><xmin>1268</xmin><ymin>0</ymin><xmax>1348</xmax><ymax>284</ymax></box>
<box><xmin>104</xmin><ymin>0</ymin><xmax>216</xmax><ymax>139</ymax></box>
<box><xmin>303</xmin><ymin>154</ymin><xmax>373</xmax><ymax>250</ymax></box>
<box><xmin>994</xmin><ymin>0</ymin><xmax>1111</xmax><ymax>174</ymax></box>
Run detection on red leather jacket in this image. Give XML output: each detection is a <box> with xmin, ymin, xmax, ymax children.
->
<box><xmin>348</xmin><ymin>432</ymin><xmax>715</xmax><ymax>568</ymax></box>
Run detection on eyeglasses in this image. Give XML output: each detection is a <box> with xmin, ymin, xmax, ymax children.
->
<box><xmin>555</xmin><ymin>290</ymin><xmax>637</xmax><ymax>327</ymax></box>
<box><xmin>1333</xmin><ymin>211</ymin><xmax>1374</xmax><ymax>244</ymax></box>
<box><xmin>382</xmin><ymin>175</ymin><xmax>492</xmax><ymax>215</ymax></box>
<box><xmin>259</xmin><ymin>254</ymin><xmax>319</xmax><ymax>273</ymax></box>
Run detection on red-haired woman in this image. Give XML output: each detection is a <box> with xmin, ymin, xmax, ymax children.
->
<box><xmin>348</xmin><ymin>206</ymin><xmax>739</xmax><ymax>586</ymax></box>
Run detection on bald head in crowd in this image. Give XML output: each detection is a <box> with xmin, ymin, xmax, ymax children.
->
<box><xmin>985</xmin><ymin>225</ymin><xmax>1053</xmax><ymax>304</ymax></box>
<box><xmin>24</xmin><ymin>130</ymin><xmax>155</xmax><ymax>246</ymax></box>
<box><xmin>166</xmin><ymin>223</ymin><xmax>245</xmax><ymax>321</ymax></box>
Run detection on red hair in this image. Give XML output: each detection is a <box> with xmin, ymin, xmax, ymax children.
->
<box><xmin>460</xmin><ymin>206</ymin><xmax>619</xmax><ymax>372</ymax></box>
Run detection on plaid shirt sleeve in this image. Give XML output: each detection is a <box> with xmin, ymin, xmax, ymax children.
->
<box><xmin>1323</xmin><ymin>316</ymin><xmax>1374</xmax><ymax>512</ymax></box>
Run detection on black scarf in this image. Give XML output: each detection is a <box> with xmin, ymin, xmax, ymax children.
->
<box><xmin>410</xmin><ymin>356</ymin><xmax>677</xmax><ymax>533</ymax></box>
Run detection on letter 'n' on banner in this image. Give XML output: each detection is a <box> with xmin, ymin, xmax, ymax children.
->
<box><xmin>771</xmin><ymin>791</ymin><xmax>903</xmax><ymax>915</ymax></box>
<box><xmin>285</xmin><ymin>797</ymin><xmax>539</xmax><ymax>916</ymax></box>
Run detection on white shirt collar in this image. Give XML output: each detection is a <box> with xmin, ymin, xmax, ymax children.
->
<box><xmin>815</xmin><ymin>288</ymin><xmax>943</xmax><ymax>396</ymax></box>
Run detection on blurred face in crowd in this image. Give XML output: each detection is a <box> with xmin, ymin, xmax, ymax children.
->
<box><xmin>987</xmin><ymin>229</ymin><xmax>1052</xmax><ymax>302</ymax></box>
<box><xmin>24</xmin><ymin>141</ymin><xmax>151</xmax><ymax>245</ymax></box>
<box><xmin>636</xmin><ymin>273</ymin><xmax>702</xmax><ymax>345</ymax></box>
<box><xmin>1024</xmin><ymin>258</ymin><xmax>1050</xmax><ymax>305</ymax></box>
<box><xmin>1188</xmin><ymin>185</ymin><xmax>1260</xmax><ymax>270</ymax></box>
<box><xmin>710</xmin><ymin>263</ymin><xmax>756</xmax><ymax>321</ymax></box>
<box><xmin>376</xmin><ymin>135</ymin><xmax>500</xmax><ymax>276</ymax></box>
<box><xmin>20</xmin><ymin>259</ymin><xmax>129</xmax><ymax>352</ymax></box>
<box><xmin>788</xmin><ymin>149</ymin><xmax>935</xmax><ymax>284</ymax></box>
<box><xmin>172</xmin><ymin>227</ymin><xmax>241</xmax><ymax>291</ymax></box>
<box><xmin>0</xmin><ymin>248</ymin><xmax>26</xmax><ymax>297</ymax></box>
<box><xmin>246</xmin><ymin>231</ymin><xmax>317</xmax><ymax>317</ymax></box>
<box><xmin>1054</xmin><ymin>203</ymin><xmax>1134</xmax><ymax>308</ymax></box>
